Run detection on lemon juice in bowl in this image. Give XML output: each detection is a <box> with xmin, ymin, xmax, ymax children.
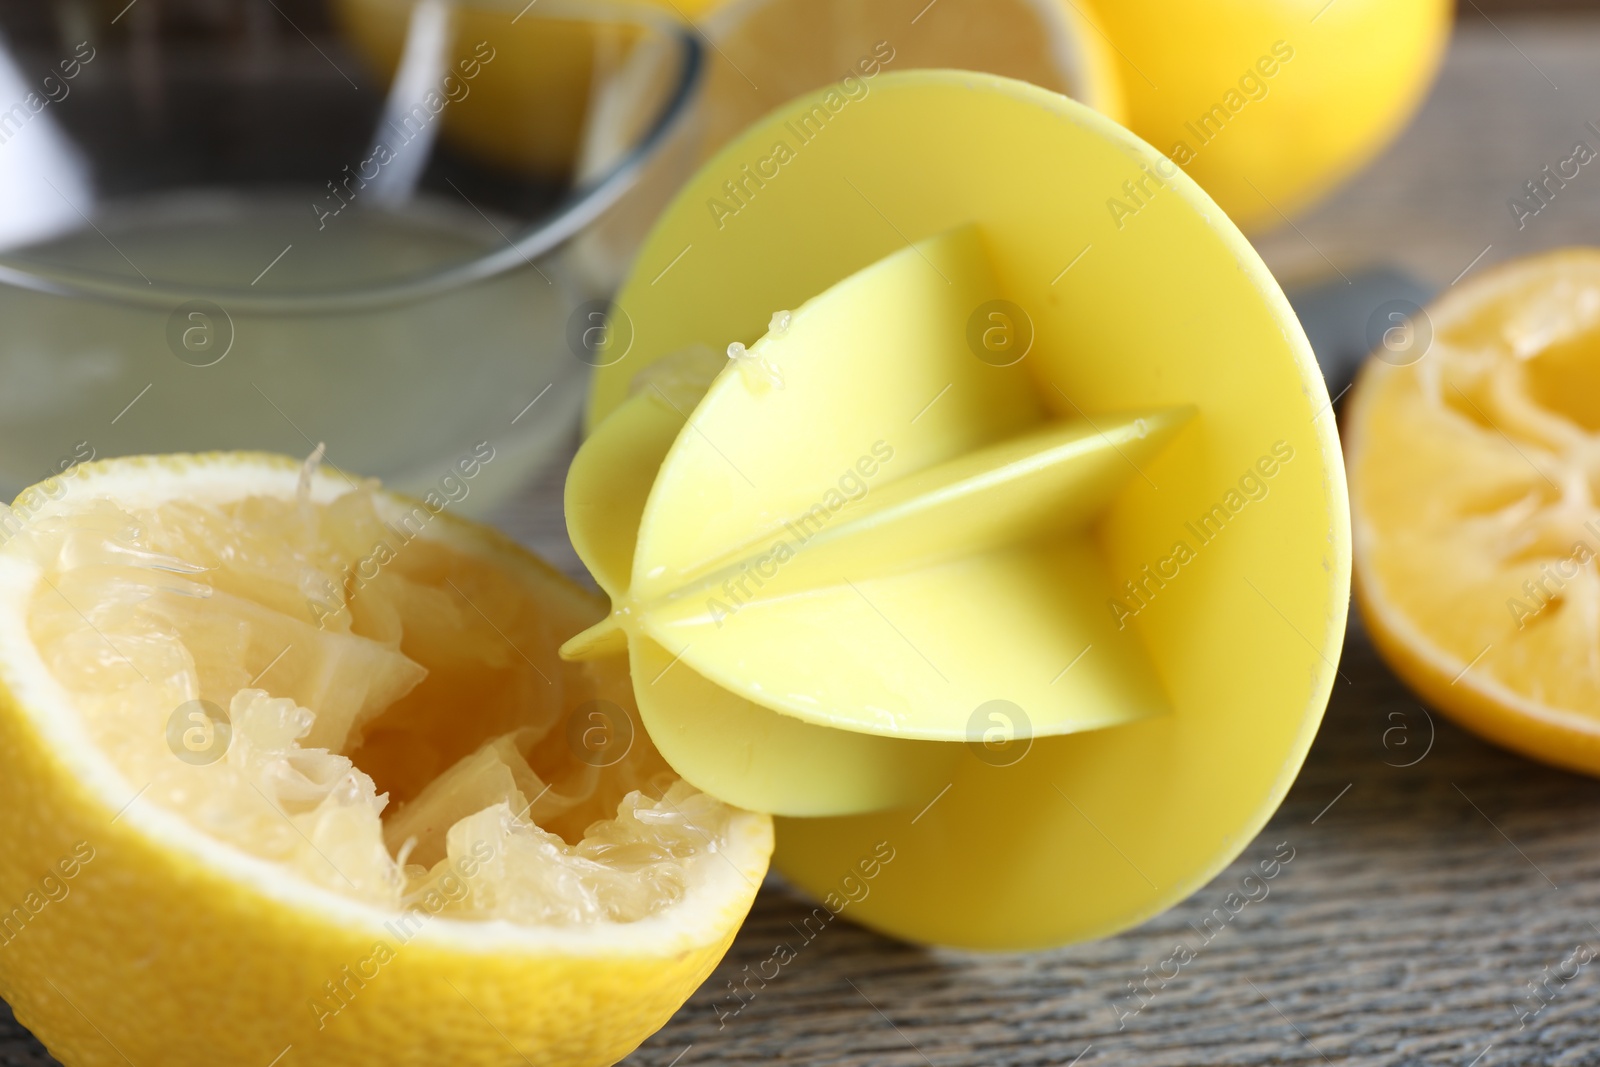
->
<box><xmin>0</xmin><ymin>194</ymin><xmax>582</xmax><ymax>514</ymax></box>
<box><xmin>0</xmin><ymin>0</ymin><xmax>701</xmax><ymax>516</ymax></box>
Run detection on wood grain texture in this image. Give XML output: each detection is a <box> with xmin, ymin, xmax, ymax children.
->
<box><xmin>621</xmin><ymin>630</ymin><xmax>1600</xmax><ymax>1067</ymax></box>
<box><xmin>9</xmin><ymin>15</ymin><xmax>1600</xmax><ymax>1067</ymax></box>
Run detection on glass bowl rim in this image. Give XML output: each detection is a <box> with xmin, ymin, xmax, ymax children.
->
<box><xmin>0</xmin><ymin>4</ymin><xmax>703</xmax><ymax>314</ymax></box>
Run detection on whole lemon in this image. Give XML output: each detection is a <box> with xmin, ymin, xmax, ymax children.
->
<box><xmin>1085</xmin><ymin>0</ymin><xmax>1451</xmax><ymax>231</ymax></box>
<box><xmin>335</xmin><ymin>0</ymin><xmax>1123</xmax><ymax>186</ymax></box>
<box><xmin>333</xmin><ymin>0</ymin><xmax>704</xmax><ymax>181</ymax></box>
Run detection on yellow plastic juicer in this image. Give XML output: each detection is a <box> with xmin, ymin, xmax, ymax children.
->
<box><xmin>563</xmin><ymin>70</ymin><xmax>1350</xmax><ymax>950</ymax></box>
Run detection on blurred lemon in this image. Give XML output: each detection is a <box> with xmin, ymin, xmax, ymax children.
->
<box><xmin>337</xmin><ymin>0</ymin><xmax>1126</xmax><ymax>279</ymax></box>
<box><xmin>575</xmin><ymin>0</ymin><xmax>1127</xmax><ymax>284</ymax></box>
<box><xmin>334</xmin><ymin>0</ymin><xmax>694</xmax><ymax>180</ymax></box>
<box><xmin>337</xmin><ymin>0</ymin><xmax>1124</xmax><ymax>166</ymax></box>
<box><xmin>689</xmin><ymin>0</ymin><xmax>1125</xmax><ymax>147</ymax></box>
<box><xmin>1085</xmin><ymin>0</ymin><xmax>1451</xmax><ymax>231</ymax></box>
<box><xmin>1348</xmin><ymin>249</ymin><xmax>1600</xmax><ymax>776</ymax></box>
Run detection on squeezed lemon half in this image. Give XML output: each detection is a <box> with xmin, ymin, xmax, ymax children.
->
<box><xmin>1350</xmin><ymin>249</ymin><xmax>1600</xmax><ymax>776</ymax></box>
<box><xmin>0</xmin><ymin>452</ymin><xmax>770</xmax><ymax>1067</ymax></box>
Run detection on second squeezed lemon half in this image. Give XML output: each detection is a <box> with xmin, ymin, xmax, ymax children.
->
<box><xmin>1350</xmin><ymin>249</ymin><xmax>1600</xmax><ymax>777</ymax></box>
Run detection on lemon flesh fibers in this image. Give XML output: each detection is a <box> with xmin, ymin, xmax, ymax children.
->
<box><xmin>587</xmin><ymin>70</ymin><xmax>1350</xmax><ymax>949</ymax></box>
<box><xmin>0</xmin><ymin>453</ymin><xmax>770</xmax><ymax>1067</ymax></box>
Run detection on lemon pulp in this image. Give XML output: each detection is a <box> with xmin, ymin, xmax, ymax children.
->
<box><xmin>17</xmin><ymin>474</ymin><xmax>736</xmax><ymax>924</ymax></box>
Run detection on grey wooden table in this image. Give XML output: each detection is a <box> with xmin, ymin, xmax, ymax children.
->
<box><xmin>10</xmin><ymin>13</ymin><xmax>1600</xmax><ymax>1067</ymax></box>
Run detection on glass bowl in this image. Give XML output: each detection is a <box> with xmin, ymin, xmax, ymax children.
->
<box><xmin>0</xmin><ymin>0</ymin><xmax>700</xmax><ymax>513</ymax></box>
